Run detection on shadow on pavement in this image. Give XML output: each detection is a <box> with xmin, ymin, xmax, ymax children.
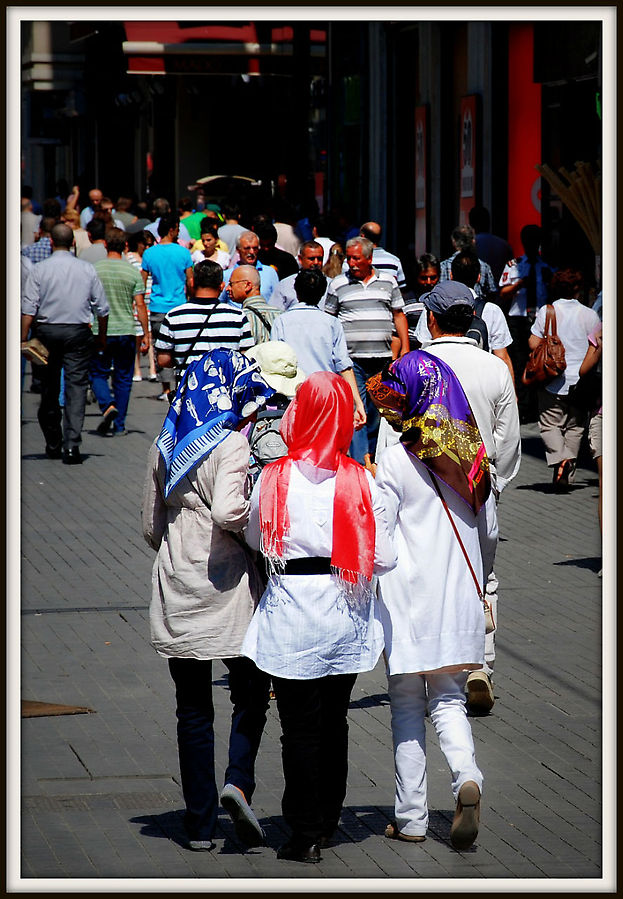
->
<box><xmin>554</xmin><ymin>556</ymin><xmax>601</xmax><ymax>572</ymax></box>
<box><xmin>514</xmin><ymin>482</ymin><xmax>590</xmax><ymax>494</ymax></box>
<box><xmin>349</xmin><ymin>692</ymin><xmax>390</xmax><ymax>709</ymax></box>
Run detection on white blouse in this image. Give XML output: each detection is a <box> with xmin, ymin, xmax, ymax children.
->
<box><xmin>375</xmin><ymin>443</ymin><xmax>499</xmax><ymax>676</ymax></box>
<box><xmin>241</xmin><ymin>461</ymin><xmax>397</xmax><ymax>679</ymax></box>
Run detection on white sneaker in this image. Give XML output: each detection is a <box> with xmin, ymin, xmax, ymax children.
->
<box><xmin>466</xmin><ymin>671</ymin><xmax>494</xmax><ymax>713</ymax></box>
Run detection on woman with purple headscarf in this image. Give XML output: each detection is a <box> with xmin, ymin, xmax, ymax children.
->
<box><xmin>367</xmin><ymin>350</ymin><xmax>499</xmax><ymax>852</ymax></box>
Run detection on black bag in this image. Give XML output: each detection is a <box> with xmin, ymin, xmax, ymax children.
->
<box><xmin>466</xmin><ymin>297</ymin><xmax>489</xmax><ymax>352</ymax></box>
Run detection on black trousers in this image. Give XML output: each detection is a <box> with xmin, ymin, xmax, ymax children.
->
<box><xmin>507</xmin><ymin>315</ymin><xmax>538</xmax><ymax>423</ymax></box>
<box><xmin>168</xmin><ymin>656</ymin><xmax>271</xmax><ymax>841</ymax></box>
<box><xmin>272</xmin><ymin>672</ymin><xmax>358</xmax><ymax>848</ymax></box>
<box><xmin>34</xmin><ymin>323</ymin><xmax>94</xmax><ymax>450</ymax></box>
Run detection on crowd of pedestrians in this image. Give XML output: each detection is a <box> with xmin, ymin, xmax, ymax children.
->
<box><xmin>20</xmin><ymin>184</ymin><xmax>602</xmax><ymax>862</ymax></box>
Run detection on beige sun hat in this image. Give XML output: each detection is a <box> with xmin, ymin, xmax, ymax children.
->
<box><xmin>246</xmin><ymin>341</ymin><xmax>306</xmax><ymax>397</ymax></box>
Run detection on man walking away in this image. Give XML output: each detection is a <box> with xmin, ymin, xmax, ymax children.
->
<box><xmin>21</xmin><ymin>223</ymin><xmax>109</xmax><ymax>464</ymax></box>
<box><xmin>91</xmin><ymin>228</ymin><xmax>150</xmax><ymax>436</ymax></box>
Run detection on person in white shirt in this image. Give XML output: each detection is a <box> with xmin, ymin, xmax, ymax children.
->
<box><xmin>414</xmin><ymin>248</ymin><xmax>515</xmax><ymax>384</ymax></box>
<box><xmin>369</xmin><ymin>350</ymin><xmax>497</xmax><ymax>849</ymax></box>
<box><xmin>242</xmin><ymin>372</ymin><xmax>396</xmax><ymax>863</ymax></box>
<box><xmin>377</xmin><ymin>281</ymin><xmax>520</xmax><ymax>714</ymax></box>
<box><xmin>528</xmin><ymin>268</ymin><xmax>600</xmax><ymax>491</ymax></box>
<box><xmin>190</xmin><ymin>222</ymin><xmax>231</xmax><ymax>270</ymax></box>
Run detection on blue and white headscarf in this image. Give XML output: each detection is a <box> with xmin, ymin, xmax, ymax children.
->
<box><xmin>157</xmin><ymin>348</ymin><xmax>275</xmax><ymax>497</ymax></box>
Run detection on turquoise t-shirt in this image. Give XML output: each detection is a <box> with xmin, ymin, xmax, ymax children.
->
<box><xmin>142</xmin><ymin>243</ymin><xmax>193</xmax><ymax>314</ymax></box>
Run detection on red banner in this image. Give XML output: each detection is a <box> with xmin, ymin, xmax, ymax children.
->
<box><xmin>507</xmin><ymin>24</ymin><xmax>542</xmax><ymax>254</ymax></box>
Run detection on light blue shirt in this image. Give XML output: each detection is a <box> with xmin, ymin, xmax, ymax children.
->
<box><xmin>270</xmin><ymin>303</ymin><xmax>352</xmax><ymax>375</ymax></box>
<box><xmin>269</xmin><ymin>272</ymin><xmax>328</xmax><ymax>312</ymax></box>
<box><xmin>145</xmin><ymin>219</ymin><xmax>191</xmax><ymax>246</ymax></box>
<box><xmin>22</xmin><ymin>250</ymin><xmax>109</xmax><ymax>323</ymax></box>
<box><xmin>219</xmin><ymin>260</ymin><xmax>279</xmax><ymax>303</ymax></box>
<box><xmin>141</xmin><ymin>243</ymin><xmax>193</xmax><ymax>314</ymax></box>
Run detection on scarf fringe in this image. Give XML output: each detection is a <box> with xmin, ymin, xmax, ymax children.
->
<box><xmin>331</xmin><ymin>566</ymin><xmax>373</xmax><ymax>612</ymax></box>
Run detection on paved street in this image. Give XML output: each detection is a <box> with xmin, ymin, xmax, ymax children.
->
<box><xmin>12</xmin><ymin>361</ymin><xmax>613</xmax><ymax>890</ymax></box>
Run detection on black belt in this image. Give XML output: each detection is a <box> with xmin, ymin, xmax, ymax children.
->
<box><xmin>283</xmin><ymin>557</ymin><xmax>332</xmax><ymax>575</ymax></box>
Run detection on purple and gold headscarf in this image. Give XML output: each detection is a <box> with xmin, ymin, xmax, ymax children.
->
<box><xmin>367</xmin><ymin>351</ymin><xmax>490</xmax><ymax>514</ymax></box>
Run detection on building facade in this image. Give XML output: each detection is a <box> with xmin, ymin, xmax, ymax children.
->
<box><xmin>20</xmin><ymin>17</ymin><xmax>602</xmax><ymax>288</ymax></box>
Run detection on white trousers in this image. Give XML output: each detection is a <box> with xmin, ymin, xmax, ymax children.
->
<box><xmin>483</xmin><ymin>568</ymin><xmax>498</xmax><ymax>676</ymax></box>
<box><xmin>388</xmin><ymin>671</ymin><xmax>483</xmax><ymax>837</ymax></box>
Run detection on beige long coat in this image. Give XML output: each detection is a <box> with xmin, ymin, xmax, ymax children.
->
<box><xmin>141</xmin><ymin>431</ymin><xmax>263</xmax><ymax>660</ymax></box>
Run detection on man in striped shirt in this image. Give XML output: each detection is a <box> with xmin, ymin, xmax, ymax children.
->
<box><xmin>325</xmin><ymin>237</ymin><xmax>409</xmax><ymax>469</ymax></box>
<box><xmin>359</xmin><ymin>221</ymin><xmax>409</xmax><ymax>298</ymax></box>
<box><xmin>154</xmin><ymin>260</ymin><xmax>255</xmax><ymax>386</ymax></box>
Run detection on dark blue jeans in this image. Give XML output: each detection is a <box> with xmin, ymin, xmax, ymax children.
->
<box><xmin>349</xmin><ymin>357</ymin><xmax>389</xmax><ymax>463</ymax></box>
<box><xmin>89</xmin><ymin>334</ymin><xmax>136</xmax><ymax>431</ymax></box>
<box><xmin>168</xmin><ymin>656</ymin><xmax>271</xmax><ymax>841</ymax></box>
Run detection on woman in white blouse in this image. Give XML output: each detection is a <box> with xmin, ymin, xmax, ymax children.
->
<box><xmin>528</xmin><ymin>269</ymin><xmax>600</xmax><ymax>491</ymax></box>
<box><xmin>368</xmin><ymin>350</ymin><xmax>498</xmax><ymax>851</ymax></box>
<box><xmin>242</xmin><ymin>371</ymin><xmax>396</xmax><ymax>863</ymax></box>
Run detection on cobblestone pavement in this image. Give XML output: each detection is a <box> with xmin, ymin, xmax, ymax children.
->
<box><xmin>12</xmin><ymin>362</ymin><xmax>613</xmax><ymax>890</ymax></box>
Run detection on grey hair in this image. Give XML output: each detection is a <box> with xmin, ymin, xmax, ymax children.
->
<box><xmin>345</xmin><ymin>236</ymin><xmax>374</xmax><ymax>259</ymax></box>
<box><xmin>236</xmin><ymin>230</ymin><xmax>258</xmax><ymax>249</ymax></box>
<box><xmin>451</xmin><ymin>224</ymin><xmax>475</xmax><ymax>250</ymax></box>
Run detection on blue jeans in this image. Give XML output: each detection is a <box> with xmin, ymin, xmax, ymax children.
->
<box><xmin>168</xmin><ymin>656</ymin><xmax>271</xmax><ymax>841</ymax></box>
<box><xmin>349</xmin><ymin>356</ymin><xmax>390</xmax><ymax>464</ymax></box>
<box><xmin>89</xmin><ymin>335</ymin><xmax>136</xmax><ymax>431</ymax></box>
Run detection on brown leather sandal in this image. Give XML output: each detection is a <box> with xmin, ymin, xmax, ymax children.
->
<box><xmin>384</xmin><ymin>821</ymin><xmax>426</xmax><ymax>842</ymax></box>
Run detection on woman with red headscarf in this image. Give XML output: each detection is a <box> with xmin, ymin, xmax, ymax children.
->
<box><xmin>242</xmin><ymin>371</ymin><xmax>396</xmax><ymax>864</ymax></box>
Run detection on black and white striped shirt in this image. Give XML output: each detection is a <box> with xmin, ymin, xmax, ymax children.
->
<box><xmin>155</xmin><ymin>299</ymin><xmax>255</xmax><ymax>381</ymax></box>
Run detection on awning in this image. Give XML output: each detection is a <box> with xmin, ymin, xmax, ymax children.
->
<box><xmin>122</xmin><ymin>21</ymin><xmax>326</xmax><ymax>76</ymax></box>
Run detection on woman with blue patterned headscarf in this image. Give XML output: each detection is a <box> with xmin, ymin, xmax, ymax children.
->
<box><xmin>142</xmin><ymin>348</ymin><xmax>275</xmax><ymax>853</ymax></box>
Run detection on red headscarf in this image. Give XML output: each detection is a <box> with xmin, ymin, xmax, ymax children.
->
<box><xmin>259</xmin><ymin>371</ymin><xmax>375</xmax><ymax>584</ymax></box>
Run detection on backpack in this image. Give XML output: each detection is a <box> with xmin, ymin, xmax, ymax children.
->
<box><xmin>248</xmin><ymin>398</ymin><xmax>290</xmax><ymax>483</ymax></box>
<box><xmin>465</xmin><ymin>297</ymin><xmax>489</xmax><ymax>352</ymax></box>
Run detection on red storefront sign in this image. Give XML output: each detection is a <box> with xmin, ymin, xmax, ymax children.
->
<box><xmin>459</xmin><ymin>95</ymin><xmax>477</xmax><ymax>226</ymax></box>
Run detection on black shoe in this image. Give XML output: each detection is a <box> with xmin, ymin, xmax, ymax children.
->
<box><xmin>45</xmin><ymin>444</ymin><xmax>62</xmax><ymax>459</ymax></box>
<box><xmin>62</xmin><ymin>447</ymin><xmax>83</xmax><ymax>465</ymax></box>
<box><xmin>277</xmin><ymin>842</ymin><xmax>321</xmax><ymax>863</ymax></box>
<box><xmin>96</xmin><ymin>405</ymin><xmax>118</xmax><ymax>436</ymax></box>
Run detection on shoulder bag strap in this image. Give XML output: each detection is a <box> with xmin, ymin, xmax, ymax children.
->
<box><xmin>428</xmin><ymin>470</ymin><xmax>484</xmax><ymax>601</ymax></box>
<box><xmin>544</xmin><ymin>304</ymin><xmax>558</xmax><ymax>339</ymax></box>
<box><xmin>247</xmin><ymin>304</ymin><xmax>272</xmax><ymax>333</ymax></box>
<box><xmin>176</xmin><ymin>303</ymin><xmax>219</xmax><ymax>378</ymax></box>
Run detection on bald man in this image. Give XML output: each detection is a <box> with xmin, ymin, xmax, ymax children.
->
<box><xmin>80</xmin><ymin>188</ymin><xmax>103</xmax><ymax>229</ymax></box>
<box><xmin>226</xmin><ymin>264</ymin><xmax>280</xmax><ymax>344</ymax></box>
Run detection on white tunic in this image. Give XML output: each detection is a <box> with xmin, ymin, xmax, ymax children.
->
<box><xmin>375</xmin><ymin>443</ymin><xmax>498</xmax><ymax>676</ymax></box>
<box><xmin>241</xmin><ymin>461</ymin><xmax>397</xmax><ymax>679</ymax></box>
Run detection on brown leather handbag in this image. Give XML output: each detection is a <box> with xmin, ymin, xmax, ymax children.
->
<box><xmin>522</xmin><ymin>304</ymin><xmax>566</xmax><ymax>386</ymax></box>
